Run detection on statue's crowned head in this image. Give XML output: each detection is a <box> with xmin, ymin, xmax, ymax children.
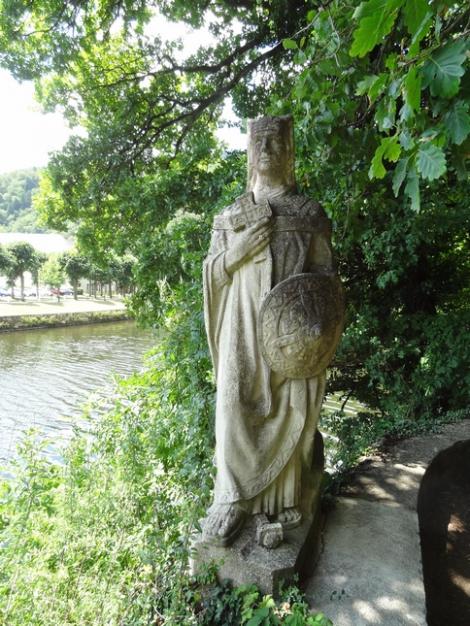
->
<box><xmin>246</xmin><ymin>115</ymin><xmax>296</xmax><ymax>192</ymax></box>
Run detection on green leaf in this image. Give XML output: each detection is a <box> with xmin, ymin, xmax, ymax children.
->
<box><xmin>246</xmin><ymin>606</ymin><xmax>271</xmax><ymax>626</ymax></box>
<box><xmin>392</xmin><ymin>157</ymin><xmax>409</xmax><ymax>196</ymax></box>
<box><xmin>404</xmin><ymin>165</ymin><xmax>420</xmax><ymax>211</ymax></box>
<box><xmin>369</xmin><ymin>135</ymin><xmax>401</xmax><ymax>179</ymax></box>
<box><xmin>356</xmin><ymin>73</ymin><xmax>388</xmax><ymax>101</ymax></box>
<box><xmin>282</xmin><ymin>38</ymin><xmax>298</xmax><ymax>50</ymax></box>
<box><xmin>403</xmin><ymin>0</ymin><xmax>429</xmax><ymax>36</ymax></box>
<box><xmin>307</xmin><ymin>10</ymin><xmax>316</xmax><ymax>23</ymax></box>
<box><xmin>452</xmin><ymin>150</ymin><xmax>468</xmax><ymax>181</ymax></box>
<box><xmin>350</xmin><ymin>0</ymin><xmax>404</xmax><ymax>58</ymax></box>
<box><xmin>356</xmin><ymin>74</ymin><xmax>379</xmax><ymax>95</ymax></box>
<box><xmin>404</xmin><ymin>66</ymin><xmax>421</xmax><ymax>112</ymax></box>
<box><xmin>422</xmin><ymin>41</ymin><xmax>467</xmax><ymax>98</ymax></box>
<box><xmin>444</xmin><ymin>101</ymin><xmax>470</xmax><ymax>145</ymax></box>
<box><xmin>375</xmin><ymin>97</ymin><xmax>396</xmax><ymax>131</ymax></box>
<box><xmin>399</xmin><ymin>129</ymin><xmax>415</xmax><ymax>150</ymax></box>
<box><xmin>370</xmin><ymin>74</ymin><xmax>388</xmax><ymax>101</ymax></box>
<box><xmin>385</xmin><ymin>53</ymin><xmax>398</xmax><ymax>70</ymax></box>
<box><xmin>407</xmin><ymin>11</ymin><xmax>432</xmax><ymax>56</ymax></box>
<box><xmin>417</xmin><ymin>143</ymin><xmax>447</xmax><ymax>180</ymax></box>
<box><xmin>399</xmin><ymin>102</ymin><xmax>414</xmax><ymax>122</ymax></box>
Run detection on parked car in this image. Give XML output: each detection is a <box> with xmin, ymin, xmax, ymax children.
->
<box><xmin>0</xmin><ymin>288</ymin><xmax>10</xmax><ymax>297</ymax></box>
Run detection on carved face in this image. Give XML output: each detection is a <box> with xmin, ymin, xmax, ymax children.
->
<box><xmin>246</xmin><ymin>115</ymin><xmax>296</xmax><ymax>192</ymax></box>
<box><xmin>253</xmin><ymin>131</ymin><xmax>285</xmax><ymax>177</ymax></box>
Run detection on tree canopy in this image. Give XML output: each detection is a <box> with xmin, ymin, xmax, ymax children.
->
<box><xmin>0</xmin><ymin>169</ymin><xmax>44</xmax><ymax>232</ymax></box>
<box><xmin>0</xmin><ymin>0</ymin><xmax>468</xmax><ymax>419</ymax></box>
<box><xmin>0</xmin><ymin>3</ymin><xmax>469</xmax><ymax>625</ymax></box>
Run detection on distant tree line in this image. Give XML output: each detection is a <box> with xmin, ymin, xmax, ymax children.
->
<box><xmin>0</xmin><ymin>242</ymin><xmax>135</xmax><ymax>300</ymax></box>
<box><xmin>0</xmin><ymin>169</ymin><xmax>46</xmax><ymax>233</ymax></box>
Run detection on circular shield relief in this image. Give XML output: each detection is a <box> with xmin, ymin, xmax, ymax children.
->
<box><xmin>259</xmin><ymin>272</ymin><xmax>344</xmax><ymax>379</ymax></box>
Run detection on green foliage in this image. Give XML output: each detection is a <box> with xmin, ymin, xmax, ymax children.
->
<box><xmin>58</xmin><ymin>249</ymin><xmax>91</xmax><ymax>297</ymax></box>
<box><xmin>272</xmin><ymin>1</ymin><xmax>470</xmax><ymax>425</ymax></box>
<box><xmin>3</xmin><ymin>240</ymin><xmax>43</xmax><ymax>298</ymax></box>
<box><xmin>350</xmin><ymin>0</ymin><xmax>404</xmax><ymax>58</ymax></box>
<box><xmin>416</xmin><ymin>143</ymin><xmax>446</xmax><ymax>181</ymax></box>
<box><xmin>283</xmin><ymin>0</ymin><xmax>469</xmax><ymax>209</ymax></box>
<box><xmin>0</xmin><ymin>169</ymin><xmax>46</xmax><ymax>232</ymax></box>
<box><xmin>422</xmin><ymin>40</ymin><xmax>467</xmax><ymax>99</ymax></box>
<box><xmin>41</xmin><ymin>254</ymin><xmax>65</xmax><ymax>290</ymax></box>
<box><xmin>0</xmin><ymin>282</ymin><xmax>213</xmax><ymax>624</ymax></box>
<box><xmin>0</xmin><ymin>244</ymin><xmax>13</xmax><ymax>275</ymax></box>
<box><xmin>0</xmin><ymin>2</ymin><xmax>468</xmax><ymax>622</ymax></box>
<box><xmin>0</xmin><ymin>187</ymin><xmax>331</xmax><ymax>623</ymax></box>
<box><xmin>0</xmin><ymin>392</ymin><xmax>332</xmax><ymax>625</ymax></box>
<box><xmin>201</xmin><ymin>581</ymin><xmax>332</xmax><ymax>625</ymax></box>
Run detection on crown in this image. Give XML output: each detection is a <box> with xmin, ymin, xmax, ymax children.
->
<box><xmin>248</xmin><ymin>115</ymin><xmax>292</xmax><ymax>136</ymax></box>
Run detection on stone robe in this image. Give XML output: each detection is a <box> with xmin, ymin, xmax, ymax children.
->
<box><xmin>203</xmin><ymin>192</ymin><xmax>335</xmax><ymax>514</ymax></box>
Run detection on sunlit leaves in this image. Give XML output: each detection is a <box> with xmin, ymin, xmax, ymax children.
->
<box><xmin>350</xmin><ymin>0</ymin><xmax>404</xmax><ymax>57</ymax></box>
<box><xmin>369</xmin><ymin>135</ymin><xmax>401</xmax><ymax>179</ymax></box>
<box><xmin>282</xmin><ymin>38</ymin><xmax>297</xmax><ymax>50</ymax></box>
<box><xmin>403</xmin><ymin>0</ymin><xmax>429</xmax><ymax>35</ymax></box>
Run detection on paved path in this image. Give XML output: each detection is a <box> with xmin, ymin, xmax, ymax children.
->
<box><xmin>306</xmin><ymin>420</ymin><xmax>470</xmax><ymax>625</ymax></box>
<box><xmin>0</xmin><ymin>297</ymin><xmax>126</xmax><ymax>317</ymax></box>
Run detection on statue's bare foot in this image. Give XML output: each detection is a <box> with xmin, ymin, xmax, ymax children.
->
<box><xmin>202</xmin><ymin>503</ymin><xmax>246</xmax><ymax>547</ymax></box>
<box><xmin>276</xmin><ymin>507</ymin><xmax>302</xmax><ymax>530</ymax></box>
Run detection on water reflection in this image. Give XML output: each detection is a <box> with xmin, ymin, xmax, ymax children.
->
<box><xmin>0</xmin><ymin>321</ymin><xmax>155</xmax><ymax>462</ymax></box>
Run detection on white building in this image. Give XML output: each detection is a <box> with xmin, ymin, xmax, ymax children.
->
<box><xmin>0</xmin><ymin>232</ymin><xmax>73</xmax><ymax>255</ymax></box>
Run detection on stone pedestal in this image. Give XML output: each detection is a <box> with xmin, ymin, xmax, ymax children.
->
<box><xmin>190</xmin><ymin>507</ymin><xmax>323</xmax><ymax>595</ymax></box>
<box><xmin>190</xmin><ymin>450</ymin><xmax>324</xmax><ymax>597</ymax></box>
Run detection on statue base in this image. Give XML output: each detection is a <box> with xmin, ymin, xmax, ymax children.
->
<box><xmin>190</xmin><ymin>500</ymin><xmax>323</xmax><ymax>596</ymax></box>
<box><xmin>190</xmin><ymin>432</ymin><xmax>325</xmax><ymax>595</ymax></box>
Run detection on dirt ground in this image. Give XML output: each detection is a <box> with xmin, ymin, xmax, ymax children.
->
<box><xmin>331</xmin><ymin>419</ymin><xmax>470</xmax><ymax>625</ymax></box>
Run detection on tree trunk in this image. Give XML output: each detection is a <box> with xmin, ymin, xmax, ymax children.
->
<box><xmin>73</xmin><ymin>278</ymin><xmax>78</xmax><ymax>300</ymax></box>
<box><xmin>20</xmin><ymin>273</ymin><xmax>24</xmax><ymax>301</ymax></box>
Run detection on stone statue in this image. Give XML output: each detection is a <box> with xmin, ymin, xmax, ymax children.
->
<box><xmin>201</xmin><ymin>115</ymin><xmax>343</xmax><ymax>549</ymax></box>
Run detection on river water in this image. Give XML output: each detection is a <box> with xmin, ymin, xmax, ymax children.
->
<box><xmin>0</xmin><ymin>321</ymin><xmax>155</xmax><ymax>463</ymax></box>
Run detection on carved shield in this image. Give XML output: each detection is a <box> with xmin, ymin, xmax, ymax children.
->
<box><xmin>259</xmin><ymin>272</ymin><xmax>344</xmax><ymax>379</ymax></box>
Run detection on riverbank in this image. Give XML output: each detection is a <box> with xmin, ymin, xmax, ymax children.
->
<box><xmin>0</xmin><ymin>297</ymin><xmax>130</xmax><ymax>331</ymax></box>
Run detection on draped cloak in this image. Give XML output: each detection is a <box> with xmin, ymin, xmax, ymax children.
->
<box><xmin>203</xmin><ymin>192</ymin><xmax>335</xmax><ymax>512</ymax></box>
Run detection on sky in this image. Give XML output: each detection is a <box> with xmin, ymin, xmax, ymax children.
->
<box><xmin>0</xmin><ymin>70</ymin><xmax>73</xmax><ymax>175</ymax></box>
<box><xmin>0</xmin><ymin>14</ymin><xmax>245</xmax><ymax>176</ymax></box>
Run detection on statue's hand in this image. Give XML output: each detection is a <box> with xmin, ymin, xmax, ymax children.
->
<box><xmin>225</xmin><ymin>218</ymin><xmax>272</xmax><ymax>275</ymax></box>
